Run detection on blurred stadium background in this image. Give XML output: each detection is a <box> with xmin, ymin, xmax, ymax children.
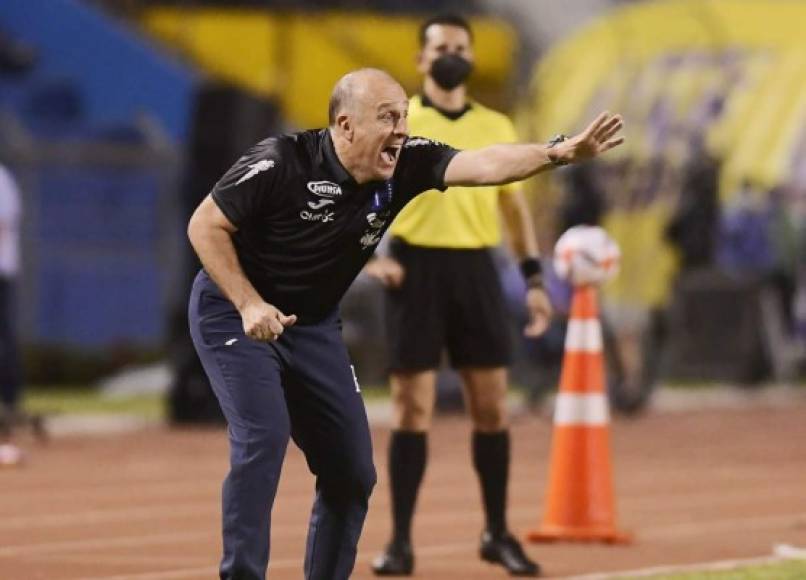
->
<box><xmin>1</xmin><ymin>0</ymin><xmax>805</xmax><ymax>578</ymax></box>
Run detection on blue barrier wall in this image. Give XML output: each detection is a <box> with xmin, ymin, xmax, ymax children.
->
<box><xmin>31</xmin><ymin>165</ymin><xmax>169</xmax><ymax>346</ymax></box>
<box><xmin>0</xmin><ymin>0</ymin><xmax>197</xmax><ymax>143</ymax></box>
<box><xmin>7</xmin><ymin>156</ymin><xmax>181</xmax><ymax>349</ymax></box>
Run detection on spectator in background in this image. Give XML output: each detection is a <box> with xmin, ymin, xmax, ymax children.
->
<box><xmin>366</xmin><ymin>15</ymin><xmax>550</xmax><ymax>576</ymax></box>
<box><xmin>666</xmin><ymin>152</ymin><xmax>720</xmax><ymax>271</ymax></box>
<box><xmin>0</xmin><ymin>163</ymin><xmax>23</xmax><ymax>467</ymax></box>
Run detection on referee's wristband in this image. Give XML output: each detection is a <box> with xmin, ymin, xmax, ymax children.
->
<box><xmin>520</xmin><ymin>258</ymin><xmax>544</xmax><ymax>289</ymax></box>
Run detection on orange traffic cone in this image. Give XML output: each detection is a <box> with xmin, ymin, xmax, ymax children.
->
<box><xmin>527</xmin><ymin>285</ymin><xmax>631</xmax><ymax>544</ymax></box>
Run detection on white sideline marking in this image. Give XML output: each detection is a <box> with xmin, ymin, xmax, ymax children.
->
<box><xmin>563</xmin><ymin>554</ymin><xmax>790</xmax><ymax>579</ymax></box>
<box><xmin>0</xmin><ymin>531</ymin><xmax>209</xmax><ymax>558</ymax></box>
<box><xmin>774</xmin><ymin>543</ymin><xmax>806</xmax><ymax>559</ymax></box>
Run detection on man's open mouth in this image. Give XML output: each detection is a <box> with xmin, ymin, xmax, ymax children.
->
<box><xmin>381</xmin><ymin>145</ymin><xmax>400</xmax><ymax>165</ymax></box>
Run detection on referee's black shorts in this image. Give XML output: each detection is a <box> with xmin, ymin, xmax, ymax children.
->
<box><xmin>385</xmin><ymin>238</ymin><xmax>512</xmax><ymax>372</ymax></box>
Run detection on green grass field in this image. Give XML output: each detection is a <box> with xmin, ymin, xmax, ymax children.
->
<box><xmin>24</xmin><ymin>387</ymin><xmax>164</xmax><ymax>420</ymax></box>
<box><xmin>617</xmin><ymin>559</ymin><xmax>806</xmax><ymax>579</ymax></box>
<box><xmin>22</xmin><ymin>384</ymin><xmax>392</xmax><ymax>421</ymax></box>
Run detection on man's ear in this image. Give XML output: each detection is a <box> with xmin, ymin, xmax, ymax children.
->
<box><xmin>337</xmin><ymin>113</ymin><xmax>354</xmax><ymax>142</ymax></box>
<box><xmin>416</xmin><ymin>50</ymin><xmax>428</xmax><ymax>75</ymax></box>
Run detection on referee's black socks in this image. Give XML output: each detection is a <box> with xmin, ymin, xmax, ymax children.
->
<box><xmin>472</xmin><ymin>430</ymin><xmax>510</xmax><ymax>538</ymax></box>
<box><xmin>388</xmin><ymin>430</ymin><xmax>427</xmax><ymax>545</ymax></box>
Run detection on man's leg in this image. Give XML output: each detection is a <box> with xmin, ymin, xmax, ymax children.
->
<box><xmin>390</xmin><ymin>371</ymin><xmax>436</xmax><ymax>534</ymax></box>
<box><xmin>446</xmin><ymin>250</ymin><xmax>539</xmax><ymax>576</ymax></box>
<box><xmin>189</xmin><ymin>272</ymin><xmax>291</xmax><ymax>580</ymax></box>
<box><xmin>0</xmin><ymin>278</ymin><xmax>22</xmax><ymax>414</ymax></box>
<box><xmin>0</xmin><ymin>277</ymin><xmax>24</xmax><ymax>466</ymax></box>
<box><xmin>284</xmin><ymin>314</ymin><xmax>377</xmax><ymax>580</ymax></box>
<box><xmin>371</xmin><ymin>371</ymin><xmax>436</xmax><ymax>576</ymax></box>
<box><xmin>374</xmin><ymin>242</ymin><xmax>444</xmax><ymax>575</ymax></box>
<box><xmin>461</xmin><ymin>368</ymin><xmax>539</xmax><ymax>577</ymax></box>
<box><xmin>460</xmin><ymin>367</ymin><xmax>510</xmax><ymax>536</ymax></box>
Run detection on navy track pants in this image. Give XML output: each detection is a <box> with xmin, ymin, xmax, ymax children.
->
<box><xmin>189</xmin><ymin>270</ymin><xmax>376</xmax><ymax>580</ymax></box>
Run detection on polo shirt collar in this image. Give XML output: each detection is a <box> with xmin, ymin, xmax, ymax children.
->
<box><xmin>320</xmin><ymin>129</ymin><xmax>355</xmax><ymax>186</ymax></box>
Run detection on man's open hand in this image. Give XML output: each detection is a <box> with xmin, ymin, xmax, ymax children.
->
<box><xmin>554</xmin><ymin>112</ymin><xmax>624</xmax><ymax>165</ymax></box>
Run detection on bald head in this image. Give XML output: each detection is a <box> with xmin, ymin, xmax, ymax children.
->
<box><xmin>328</xmin><ymin>68</ymin><xmax>405</xmax><ymax>126</ymax></box>
<box><xmin>327</xmin><ymin>68</ymin><xmax>409</xmax><ymax>184</ymax></box>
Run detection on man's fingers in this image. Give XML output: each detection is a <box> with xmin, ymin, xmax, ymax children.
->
<box><xmin>593</xmin><ymin>115</ymin><xmax>622</xmax><ymax>140</ymax></box>
<box><xmin>279</xmin><ymin>313</ymin><xmax>297</xmax><ymax>327</ymax></box>
<box><xmin>267</xmin><ymin>318</ymin><xmax>285</xmax><ymax>336</ymax></box>
<box><xmin>248</xmin><ymin>326</ymin><xmax>273</xmax><ymax>342</ymax></box>
<box><xmin>599</xmin><ymin>125</ymin><xmax>623</xmax><ymax>145</ymax></box>
<box><xmin>597</xmin><ymin>118</ymin><xmax>623</xmax><ymax>143</ymax></box>
<box><xmin>584</xmin><ymin>111</ymin><xmax>611</xmax><ymax>138</ymax></box>
<box><xmin>600</xmin><ymin>136</ymin><xmax>625</xmax><ymax>153</ymax></box>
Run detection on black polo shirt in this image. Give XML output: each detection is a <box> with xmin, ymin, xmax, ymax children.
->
<box><xmin>211</xmin><ymin>129</ymin><xmax>459</xmax><ymax>323</ymax></box>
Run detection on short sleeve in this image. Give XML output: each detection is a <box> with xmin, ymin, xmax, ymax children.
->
<box><xmin>211</xmin><ymin>138</ymin><xmax>285</xmax><ymax>227</ymax></box>
<box><xmin>397</xmin><ymin>136</ymin><xmax>460</xmax><ymax>196</ymax></box>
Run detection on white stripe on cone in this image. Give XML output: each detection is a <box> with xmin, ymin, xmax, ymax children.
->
<box><xmin>565</xmin><ymin>319</ymin><xmax>603</xmax><ymax>352</ymax></box>
<box><xmin>554</xmin><ymin>393</ymin><xmax>610</xmax><ymax>426</ymax></box>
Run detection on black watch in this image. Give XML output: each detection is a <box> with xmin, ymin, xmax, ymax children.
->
<box><xmin>547</xmin><ymin>133</ymin><xmax>569</xmax><ymax>166</ymax></box>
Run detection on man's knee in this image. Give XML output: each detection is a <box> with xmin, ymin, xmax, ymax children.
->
<box><xmin>393</xmin><ymin>396</ymin><xmax>433</xmax><ymax>431</ymax></box>
<box><xmin>228</xmin><ymin>423</ymin><xmax>290</xmax><ymax>468</ymax></box>
<box><xmin>461</xmin><ymin>369</ymin><xmax>509</xmax><ymax>432</ymax></box>
<box><xmin>321</xmin><ymin>456</ymin><xmax>376</xmax><ymax>501</ymax></box>
<box><xmin>391</xmin><ymin>373</ymin><xmax>435</xmax><ymax>431</ymax></box>
<box><xmin>469</xmin><ymin>396</ymin><xmax>508</xmax><ymax>432</ymax></box>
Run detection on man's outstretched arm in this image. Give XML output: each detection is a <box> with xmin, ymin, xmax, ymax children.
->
<box><xmin>444</xmin><ymin>112</ymin><xmax>624</xmax><ymax>186</ymax></box>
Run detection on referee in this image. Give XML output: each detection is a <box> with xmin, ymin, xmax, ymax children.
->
<box><xmin>187</xmin><ymin>67</ymin><xmax>623</xmax><ymax>580</ymax></box>
<box><xmin>368</xmin><ymin>15</ymin><xmax>552</xmax><ymax>576</ymax></box>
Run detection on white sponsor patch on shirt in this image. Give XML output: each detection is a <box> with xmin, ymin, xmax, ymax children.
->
<box><xmin>300</xmin><ymin>209</ymin><xmax>335</xmax><ymax>223</ymax></box>
<box><xmin>308</xmin><ymin>198</ymin><xmax>336</xmax><ymax>210</ymax></box>
<box><xmin>307</xmin><ymin>181</ymin><xmax>342</xmax><ymax>198</ymax></box>
<box><xmin>235</xmin><ymin>159</ymin><xmax>275</xmax><ymax>185</ymax></box>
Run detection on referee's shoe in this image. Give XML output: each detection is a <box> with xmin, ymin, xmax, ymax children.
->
<box><xmin>480</xmin><ymin>531</ymin><xmax>541</xmax><ymax>576</ymax></box>
<box><xmin>371</xmin><ymin>539</ymin><xmax>413</xmax><ymax>576</ymax></box>
<box><xmin>372</xmin><ymin>531</ymin><xmax>540</xmax><ymax>576</ymax></box>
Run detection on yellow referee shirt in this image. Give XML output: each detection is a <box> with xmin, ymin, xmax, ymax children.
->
<box><xmin>390</xmin><ymin>95</ymin><xmax>520</xmax><ymax>249</ymax></box>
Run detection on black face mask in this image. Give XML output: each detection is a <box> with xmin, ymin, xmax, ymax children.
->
<box><xmin>429</xmin><ymin>53</ymin><xmax>473</xmax><ymax>91</ymax></box>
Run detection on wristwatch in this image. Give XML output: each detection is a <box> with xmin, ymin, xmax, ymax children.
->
<box><xmin>547</xmin><ymin>133</ymin><xmax>569</xmax><ymax>167</ymax></box>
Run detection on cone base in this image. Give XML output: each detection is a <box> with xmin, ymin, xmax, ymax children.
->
<box><xmin>526</xmin><ymin>525</ymin><xmax>632</xmax><ymax>545</ymax></box>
